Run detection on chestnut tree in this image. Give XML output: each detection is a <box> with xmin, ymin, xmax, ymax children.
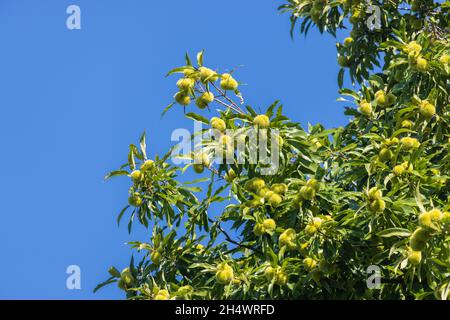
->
<box><xmin>96</xmin><ymin>0</ymin><xmax>450</xmax><ymax>299</ymax></box>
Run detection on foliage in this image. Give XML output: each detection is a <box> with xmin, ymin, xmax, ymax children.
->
<box><xmin>96</xmin><ymin>1</ymin><xmax>450</xmax><ymax>299</ymax></box>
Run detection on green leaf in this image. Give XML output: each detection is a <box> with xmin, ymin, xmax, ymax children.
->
<box><xmin>161</xmin><ymin>102</ymin><xmax>175</xmax><ymax>118</ymax></box>
<box><xmin>185</xmin><ymin>52</ymin><xmax>192</xmax><ymax>66</ymax></box>
<box><xmin>128</xmin><ymin>150</ymin><xmax>136</xmax><ymax>171</ymax></box>
<box><xmin>245</xmin><ymin>105</ymin><xmax>257</xmax><ymax>116</ymax></box>
<box><xmin>128</xmin><ymin>211</ymin><xmax>135</xmax><ymax>234</ymax></box>
<box><xmin>181</xmin><ymin>186</ymin><xmax>202</xmax><ymax>192</ymax></box>
<box><xmin>108</xmin><ymin>266</ymin><xmax>121</xmax><ymax>278</ymax></box>
<box><xmin>165</xmin><ymin>66</ymin><xmax>194</xmax><ymax>77</ymax></box>
<box><xmin>338</xmin><ymin>68</ymin><xmax>344</xmax><ymax>88</ymax></box>
<box><xmin>197</xmin><ymin>50</ymin><xmax>204</xmax><ymax>66</ymax></box>
<box><xmin>184</xmin><ymin>177</ymin><xmax>210</xmax><ymax>185</ymax></box>
<box><xmin>266</xmin><ymin>100</ymin><xmax>279</xmax><ymax>118</ymax></box>
<box><xmin>117</xmin><ymin>205</ymin><xmax>130</xmax><ymax>226</ymax></box>
<box><xmin>139</xmin><ymin>131</ymin><xmax>147</xmax><ymax>160</ymax></box>
<box><xmin>339</xmin><ymin>88</ymin><xmax>359</xmax><ymax>100</ymax></box>
<box><xmin>93</xmin><ymin>276</ymin><xmax>116</xmax><ymax>293</ymax></box>
<box><xmin>368</xmin><ymin>74</ymin><xmax>384</xmax><ymax>89</ymax></box>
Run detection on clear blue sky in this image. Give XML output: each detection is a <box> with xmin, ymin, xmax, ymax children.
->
<box><xmin>0</xmin><ymin>0</ymin><xmax>349</xmax><ymax>299</ymax></box>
